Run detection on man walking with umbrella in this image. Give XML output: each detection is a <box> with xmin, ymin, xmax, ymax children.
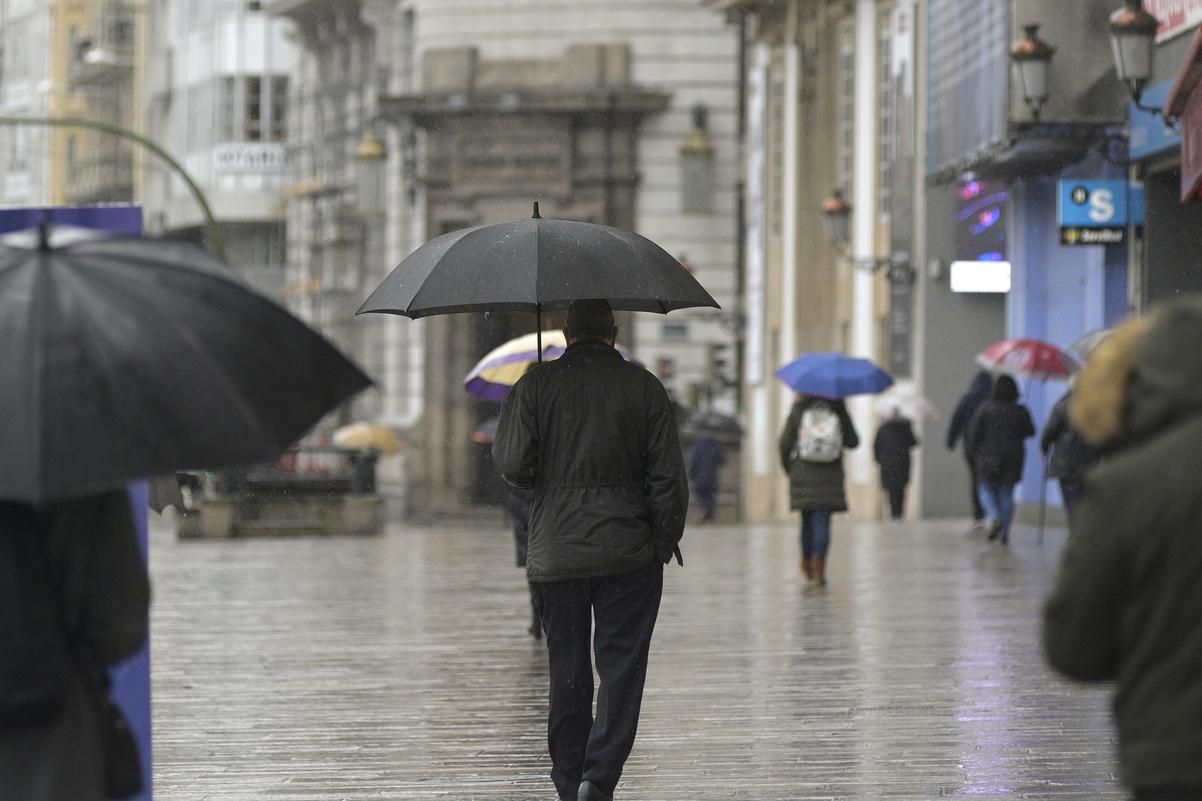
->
<box><xmin>494</xmin><ymin>300</ymin><xmax>688</xmax><ymax>801</ymax></box>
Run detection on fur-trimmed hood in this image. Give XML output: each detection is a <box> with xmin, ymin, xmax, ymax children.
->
<box><xmin>1071</xmin><ymin>297</ymin><xmax>1202</xmax><ymax>447</ymax></box>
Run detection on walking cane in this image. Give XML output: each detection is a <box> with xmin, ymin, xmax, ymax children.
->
<box><xmin>1037</xmin><ymin>451</ymin><xmax>1049</xmax><ymax>545</ymax></box>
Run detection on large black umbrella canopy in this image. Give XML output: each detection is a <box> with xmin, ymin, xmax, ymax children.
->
<box><xmin>357</xmin><ymin>204</ymin><xmax>720</xmax><ymax>319</ymax></box>
<box><xmin>0</xmin><ymin>226</ymin><xmax>372</xmax><ymax>504</ymax></box>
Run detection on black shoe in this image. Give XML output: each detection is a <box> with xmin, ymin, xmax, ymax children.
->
<box><xmin>987</xmin><ymin>522</ymin><xmax>1004</xmax><ymax>541</ymax></box>
<box><xmin>578</xmin><ymin>780</ymin><xmax>613</xmax><ymax>801</ymax></box>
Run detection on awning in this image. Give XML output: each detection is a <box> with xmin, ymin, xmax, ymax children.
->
<box><xmin>1164</xmin><ymin>27</ymin><xmax>1202</xmax><ymax>201</ymax></box>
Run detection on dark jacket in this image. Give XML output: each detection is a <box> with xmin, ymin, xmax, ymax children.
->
<box><xmin>493</xmin><ymin>340</ymin><xmax>688</xmax><ymax>582</ymax></box>
<box><xmin>0</xmin><ymin>490</ymin><xmax>150</xmax><ymax>801</ymax></box>
<box><xmin>873</xmin><ymin>417</ymin><xmax>919</xmax><ymax>491</ymax></box>
<box><xmin>778</xmin><ymin>397</ymin><xmax>860</xmax><ymax>512</ymax></box>
<box><xmin>966</xmin><ymin>379</ymin><xmax>1035</xmax><ymax>485</ymax></box>
<box><xmin>1044</xmin><ymin>298</ymin><xmax>1202</xmax><ymax>791</ymax></box>
<box><xmin>688</xmin><ymin>437</ymin><xmax>726</xmax><ymax>492</ymax></box>
<box><xmin>1040</xmin><ymin>393</ymin><xmax>1101</xmax><ymax>481</ymax></box>
<box><xmin>946</xmin><ymin>372</ymin><xmax>993</xmax><ymax>456</ymax></box>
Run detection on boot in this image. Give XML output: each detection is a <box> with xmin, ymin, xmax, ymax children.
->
<box><xmin>813</xmin><ymin>555</ymin><xmax>827</xmax><ymax>587</ymax></box>
<box><xmin>801</xmin><ymin>555</ymin><xmax>813</xmax><ymax>580</ymax></box>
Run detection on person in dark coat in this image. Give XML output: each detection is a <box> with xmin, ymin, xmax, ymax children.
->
<box><xmin>0</xmin><ymin>489</ymin><xmax>150</xmax><ymax>801</ymax></box>
<box><xmin>1044</xmin><ymin>301</ymin><xmax>1202</xmax><ymax>800</ymax></box>
<box><xmin>966</xmin><ymin>374</ymin><xmax>1035</xmax><ymax>544</ymax></box>
<box><xmin>1039</xmin><ymin>387</ymin><xmax>1101</xmax><ymax>517</ymax></box>
<box><xmin>501</xmin><ymin>485</ymin><xmax>541</xmax><ymax>638</ymax></box>
<box><xmin>778</xmin><ymin>394</ymin><xmax>860</xmax><ymax>586</ymax></box>
<box><xmin>946</xmin><ymin>371</ymin><xmax>993</xmax><ymax>523</ymax></box>
<box><xmin>493</xmin><ymin>299</ymin><xmax>688</xmax><ymax>801</ymax></box>
<box><xmin>873</xmin><ymin>411</ymin><xmax>919</xmax><ymax>520</ymax></box>
<box><xmin>687</xmin><ymin>436</ymin><xmax>726</xmax><ymax>524</ymax></box>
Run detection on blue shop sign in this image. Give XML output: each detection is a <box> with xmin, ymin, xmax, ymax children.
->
<box><xmin>1129</xmin><ymin>81</ymin><xmax>1181</xmax><ymax>161</ymax></box>
<box><xmin>1058</xmin><ymin>180</ymin><xmax>1145</xmax><ymax>227</ymax></box>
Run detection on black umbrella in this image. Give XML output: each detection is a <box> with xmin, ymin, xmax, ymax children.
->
<box><xmin>0</xmin><ymin>225</ymin><xmax>372</xmax><ymax>504</ymax></box>
<box><xmin>357</xmin><ymin>203</ymin><xmax>719</xmax><ymax>353</ymax></box>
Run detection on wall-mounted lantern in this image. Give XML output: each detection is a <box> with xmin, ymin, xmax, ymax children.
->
<box><xmin>1010</xmin><ymin>24</ymin><xmax>1056</xmax><ymax>121</ymax></box>
<box><xmin>354</xmin><ymin>131</ymin><xmax>387</xmax><ymax>218</ymax></box>
<box><xmin>1109</xmin><ymin>0</ymin><xmax>1161</xmax><ymax>107</ymax></box>
<box><xmin>680</xmin><ymin>104</ymin><xmax>715</xmax><ymax>214</ymax></box>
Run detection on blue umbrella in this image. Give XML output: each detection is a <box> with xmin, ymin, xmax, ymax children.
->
<box><xmin>775</xmin><ymin>353</ymin><xmax>894</xmax><ymax>399</ymax></box>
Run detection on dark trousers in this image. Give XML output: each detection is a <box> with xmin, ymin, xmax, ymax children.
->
<box><xmin>1060</xmin><ymin>477</ymin><xmax>1084</xmax><ymax>518</ymax></box>
<box><xmin>966</xmin><ymin>454</ymin><xmax>985</xmax><ymax>520</ymax></box>
<box><xmin>886</xmin><ymin>486</ymin><xmax>906</xmax><ymax>520</ymax></box>
<box><xmin>535</xmin><ymin>561</ymin><xmax>664</xmax><ymax>800</ymax></box>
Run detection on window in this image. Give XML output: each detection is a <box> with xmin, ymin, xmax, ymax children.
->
<box><xmin>768</xmin><ymin>48</ymin><xmax>785</xmax><ymax>240</ymax></box>
<box><xmin>245</xmin><ymin>76</ymin><xmax>262</xmax><ymax>141</ymax></box>
<box><xmin>219</xmin><ymin>76</ymin><xmax>237</xmax><ymax>142</ymax></box>
<box><xmin>878</xmin><ymin>7</ymin><xmax>895</xmax><ymax>216</ymax></box>
<box><xmin>270</xmin><ymin>76</ymin><xmax>288</xmax><ymax>142</ymax></box>
<box><xmin>835</xmin><ymin>18</ymin><xmax>855</xmax><ymax>199</ymax></box>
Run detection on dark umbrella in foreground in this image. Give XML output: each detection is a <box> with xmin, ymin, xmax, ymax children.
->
<box><xmin>0</xmin><ymin>225</ymin><xmax>372</xmax><ymax>504</ymax></box>
<box><xmin>357</xmin><ymin>203</ymin><xmax>719</xmax><ymax>355</ymax></box>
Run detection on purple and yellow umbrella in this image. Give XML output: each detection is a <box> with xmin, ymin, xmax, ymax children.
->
<box><xmin>464</xmin><ymin>330</ymin><xmax>635</xmax><ymax>402</ymax></box>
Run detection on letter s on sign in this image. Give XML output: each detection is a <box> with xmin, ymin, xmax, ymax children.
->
<box><xmin>1088</xmin><ymin>189</ymin><xmax>1115</xmax><ymax>224</ymax></box>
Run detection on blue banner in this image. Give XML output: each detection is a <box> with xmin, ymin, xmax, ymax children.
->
<box><xmin>0</xmin><ymin>206</ymin><xmax>152</xmax><ymax>801</ymax></box>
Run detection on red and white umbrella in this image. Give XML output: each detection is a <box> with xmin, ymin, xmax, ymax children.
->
<box><xmin>975</xmin><ymin>338</ymin><xmax>1078</xmax><ymax>380</ymax></box>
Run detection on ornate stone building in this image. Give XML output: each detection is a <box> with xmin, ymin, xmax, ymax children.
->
<box><xmin>271</xmin><ymin>0</ymin><xmax>740</xmax><ymax>517</ymax></box>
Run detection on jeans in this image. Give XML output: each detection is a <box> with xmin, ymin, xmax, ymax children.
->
<box><xmin>977</xmin><ymin>483</ymin><xmax>1016</xmax><ymax>535</ymax></box>
<box><xmin>800</xmin><ymin>510</ymin><xmax>832</xmax><ymax>559</ymax></box>
<box><xmin>535</xmin><ymin>561</ymin><xmax>664</xmax><ymax>800</ymax></box>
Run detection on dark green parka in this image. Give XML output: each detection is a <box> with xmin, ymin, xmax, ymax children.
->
<box><xmin>1044</xmin><ymin>298</ymin><xmax>1202</xmax><ymax>792</ymax></box>
<box><xmin>778</xmin><ymin>397</ymin><xmax>860</xmax><ymax>512</ymax></box>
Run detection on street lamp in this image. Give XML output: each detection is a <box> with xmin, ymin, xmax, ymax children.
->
<box><xmin>819</xmin><ymin>189</ymin><xmax>914</xmax><ymax>286</ymax></box>
<box><xmin>1010</xmin><ymin>24</ymin><xmax>1055</xmax><ymax>121</ymax></box>
<box><xmin>821</xmin><ymin>189</ymin><xmax>851</xmax><ymax>246</ymax></box>
<box><xmin>354</xmin><ymin>131</ymin><xmax>387</xmax><ymax>218</ymax></box>
<box><xmin>1109</xmin><ymin>0</ymin><xmax>1160</xmax><ymax>107</ymax></box>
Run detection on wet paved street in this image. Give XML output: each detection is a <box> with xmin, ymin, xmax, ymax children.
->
<box><xmin>148</xmin><ymin>516</ymin><xmax>1124</xmax><ymax>800</ymax></box>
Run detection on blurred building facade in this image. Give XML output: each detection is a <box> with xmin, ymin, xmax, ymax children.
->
<box><xmin>271</xmin><ymin>0</ymin><xmax>741</xmax><ymax>516</ymax></box>
<box><xmin>1</xmin><ymin>0</ymin><xmax>87</xmax><ymax>205</ymax></box>
<box><xmin>142</xmin><ymin>0</ymin><xmax>295</xmax><ymax>298</ymax></box>
<box><xmin>710</xmin><ymin>0</ymin><xmax>909</xmax><ymax>522</ymax></box>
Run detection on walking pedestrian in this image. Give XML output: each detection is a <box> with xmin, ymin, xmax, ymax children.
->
<box><xmin>1039</xmin><ymin>385</ymin><xmax>1100</xmax><ymax>518</ymax></box>
<box><xmin>493</xmin><ymin>299</ymin><xmax>688</xmax><ymax>801</ymax></box>
<box><xmin>688</xmin><ymin>435</ymin><xmax>726</xmax><ymax>524</ymax></box>
<box><xmin>0</xmin><ymin>489</ymin><xmax>151</xmax><ymax>801</ymax></box>
<box><xmin>966</xmin><ymin>374</ymin><xmax>1035</xmax><ymax>544</ymax></box>
<box><xmin>1043</xmin><ymin>302</ymin><xmax>1202</xmax><ymax>801</ymax></box>
<box><xmin>946</xmin><ymin>371</ymin><xmax>993</xmax><ymax>524</ymax></box>
<box><xmin>873</xmin><ymin>411</ymin><xmax>919</xmax><ymax>520</ymax></box>
<box><xmin>501</xmin><ymin>485</ymin><xmax>541</xmax><ymax>639</ymax></box>
<box><xmin>778</xmin><ymin>394</ymin><xmax>860</xmax><ymax>586</ymax></box>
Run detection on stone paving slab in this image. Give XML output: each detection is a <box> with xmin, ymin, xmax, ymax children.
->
<box><xmin>148</xmin><ymin>516</ymin><xmax>1124</xmax><ymax>800</ymax></box>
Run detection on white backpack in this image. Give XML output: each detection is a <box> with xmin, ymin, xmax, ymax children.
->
<box><xmin>797</xmin><ymin>405</ymin><xmax>843</xmax><ymax>463</ymax></box>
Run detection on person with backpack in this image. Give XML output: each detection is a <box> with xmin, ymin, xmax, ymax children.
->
<box><xmin>966</xmin><ymin>374</ymin><xmax>1036</xmax><ymax>544</ymax></box>
<box><xmin>778</xmin><ymin>394</ymin><xmax>860</xmax><ymax>586</ymax></box>
<box><xmin>0</xmin><ymin>489</ymin><xmax>150</xmax><ymax>801</ymax></box>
